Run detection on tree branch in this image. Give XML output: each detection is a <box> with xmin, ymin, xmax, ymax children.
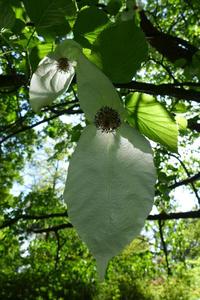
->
<box><xmin>1</xmin><ymin>72</ymin><xmax>200</xmax><ymax>103</ymax></box>
<box><xmin>147</xmin><ymin>210</ymin><xmax>200</xmax><ymax>220</ymax></box>
<box><xmin>169</xmin><ymin>154</ymin><xmax>200</xmax><ymax>205</ymax></box>
<box><xmin>1</xmin><ymin>210</ymin><xmax>200</xmax><ymax>232</ymax></box>
<box><xmin>115</xmin><ymin>81</ymin><xmax>200</xmax><ymax>103</ymax></box>
<box><xmin>139</xmin><ymin>10</ymin><xmax>198</xmax><ymax>64</ymax></box>
<box><xmin>168</xmin><ymin>172</ymin><xmax>200</xmax><ymax>189</ymax></box>
<box><xmin>0</xmin><ymin>211</ymin><xmax>68</xmax><ymax>229</ymax></box>
<box><xmin>0</xmin><ymin>106</ymin><xmax>82</xmax><ymax>144</ymax></box>
<box><xmin>158</xmin><ymin>220</ymin><xmax>171</xmax><ymax>275</ymax></box>
<box><xmin>29</xmin><ymin>223</ymin><xmax>72</xmax><ymax>234</ymax></box>
<box><xmin>55</xmin><ymin>231</ymin><xmax>61</xmax><ymax>270</ymax></box>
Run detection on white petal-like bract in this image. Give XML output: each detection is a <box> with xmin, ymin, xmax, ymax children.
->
<box><xmin>64</xmin><ymin>124</ymin><xmax>156</xmax><ymax>279</ymax></box>
<box><xmin>30</xmin><ymin>56</ymin><xmax>75</xmax><ymax>112</ymax></box>
<box><xmin>29</xmin><ymin>40</ymin><xmax>82</xmax><ymax>112</ymax></box>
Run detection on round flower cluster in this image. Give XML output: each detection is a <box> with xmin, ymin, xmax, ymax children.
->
<box><xmin>94</xmin><ymin>106</ymin><xmax>121</xmax><ymax>133</ymax></box>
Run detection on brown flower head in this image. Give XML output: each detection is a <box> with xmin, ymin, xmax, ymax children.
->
<box><xmin>56</xmin><ymin>57</ymin><xmax>69</xmax><ymax>72</ymax></box>
<box><xmin>94</xmin><ymin>106</ymin><xmax>121</xmax><ymax>133</ymax></box>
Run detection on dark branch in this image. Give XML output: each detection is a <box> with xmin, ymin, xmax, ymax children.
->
<box><xmin>0</xmin><ymin>106</ymin><xmax>82</xmax><ymax>144</ymax></box>
<box><xmin>0</xmin><ymin>211</ymin><xmax>68</xmax><ymax>229</ymax></box>
<box><xmin>1</xmin><ymin>210</ymin><xmax>200</xmax><ymax>232</ymax></box>
<box><xmin>147</xmin><ymin>210</ymin><xmax>200</xmax><ymax>221</ymax></box>
<box><xmin>158</xmin><ymin>220</ymin><xmax>172</xmax><ymax>275</ymax></box>
<box><xmin>168</xmin><ymin>172</ymin><xmax>200</xmax><ymax>189</ymax></box>
<box><xmin>29</xmin><ymin>223</ymin><xmax>72</xmax><ymax>234</ymax></box>
<box><xmin>55</xmin><ymin>231</ymin><xmax>61</xmax><ymax>270</ymax></box>
<box><xmin>139</xmin><ymin>10</ymin><xmax>198</xmax><ymax>64</ymax></box>
<box><xmin>1</xmin><ymin>73</ymin><xmax>200</xmax><ymax>104</ymax></box>
<box><xmin>115</xmin><ymin>81</ymin><xmax>200</xmax><ymax>103</ymax></box>
<box><xmin>169</xmin><ymin>154</ymin><xmax>200</xmax><ymax>205</ymax></box>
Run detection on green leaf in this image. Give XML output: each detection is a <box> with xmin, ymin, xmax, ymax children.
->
<box><xmin>126</xmin><ymin>92</ymin><xmax>178</xmax><ymax>152</ymax></box>
<box><xmin>73</xmin><ymin>6</ymin><xmax>109</xmax><ymax>48</ymax></box>
<box><xmin>76</xmin><ymin>53</ymin><xmax>126</xmax><ymax>121</ymax></box>
<box><xmin>0</xmin><ymin>2</ymin><xmax>15</xmax><ymax>29</ymax></box>
<box><xmin>22</xmin><ymin>0</ymin><xmax>76</xmax><ymax>37</ymax></box>
<box><xmin>175</xmin><ymin>115</ymin><xmax>188</xmax><ymax>132</ymax></box>
<box><xmin>91</xmin><ymin>18</ymin><xmax>148</xmax><ymax>83</ymax></box>
<box><xmin>64</xmin><ymin>124</ymin><xmax>156</xmax><ymax>279</ymax></box>
<box><xmin>107</xmin><ymin>0</ymin><xmax>122</xmax><ymax>15</ymax></box>
<box><xmin>172</xmin><ymin>102</ymin><xmax>187</xmax><ymax>113</ymax></box>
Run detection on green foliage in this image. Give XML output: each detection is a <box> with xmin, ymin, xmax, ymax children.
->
<box><xmin>74</xmin><ymin>6</ymin><xmax>109</xmax><ymax>48</ymax></box>
<box><xmin>0</xmin><ymin>0</ymin><xmax>200</xmax><ymax>297</ymax></box>
<box><xmin>22</xmin><ymin>0</ymin><xmax>76</xmax><ymax>38</ymax></box>
<box><xmin>92</xmin><ymin>18</ymin><xmax>148</xmax><ymax>82</ymax></box>
<box><xmin>0</xmin><ymin>2</ymin><xmax>15</xmax><ymax>30</ymax></box>
<box><xmin>107</xmin><ymin>0</ymin><xmax>122</xmax><ymax>16</ymax></box>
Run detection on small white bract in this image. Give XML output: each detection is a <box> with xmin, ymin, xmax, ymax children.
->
<box><xmin>29</xmin><ymin>40</ymin><xmax>81</xmax><ymax>112</ymax></box>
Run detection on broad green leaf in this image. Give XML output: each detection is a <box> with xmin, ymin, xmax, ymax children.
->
<box><xmin>64</xmin><ymin>124</ymin><xmax>156</xmax><ymax>279</ymax></box>
<box><xmin>73</xmin><ymin>6</ymin><xmax>109</xmax><ymax>48</ymax></box>
<box><xmin>126</xmin><ymin>92</ymin><xmax>178</xmax><ymax>152</ymax></box>
<box><xmin>76</xmin><ymin>53</ymin><xmax>126</xmax><ymax>121</ymax></box>
<box><xmin>38</xmin><ymin>43</ymin><xmax>54</xmax><ymax>58</ymax></box>
<box><xmin>91</xmin><ymin>18</ymin><xmax>148</xmax><ymax>83</ymax></box>
<box><xmin>22</xmin><ymin>0</ymin><xmax>76</xmax><ymax>37</ymax></box>
<box><xmin>172</xmin><ymin>102</ymin><xmax>187</xmax><ymax>113</ymax></box>
<box><xmin>0</xmin><ymin>2</ymin><xmax>15</xmax><ymax>29</ymax></box>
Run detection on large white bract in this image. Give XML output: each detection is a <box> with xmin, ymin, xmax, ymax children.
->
<box><xmin>64</xmin><ymin>124</ymin><xmax>156</xmax><ymax>279</ymax></box>
<box><xmin>29</xmin><ymin>40</ymin><xmax>82</xmax><ymax>112</ymax></box>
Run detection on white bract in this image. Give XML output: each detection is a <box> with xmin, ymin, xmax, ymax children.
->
<box><xmin>29</xmin><ymin>40</ymin><xmax>82</xmax><ymax>112</ymax></box>
<box><xmin>64</xmin><ymin>124</ymin><xmax>156</xmax><ymax>279</ymax></box>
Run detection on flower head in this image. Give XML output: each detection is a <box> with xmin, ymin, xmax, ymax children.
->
<box><xmin>94</xmin><ymin>106</ymin><xmax>121</xmax><ymax>132</ymax></box>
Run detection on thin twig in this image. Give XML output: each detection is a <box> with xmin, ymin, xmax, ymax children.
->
<box><xmin>158</xmin><ymin>220</ymin><xmax>172</xmax><ymax>275</ymax></box>
<box><xmin>170</xmin><ymin>153</ymin><xmax>200</xmax><ymax>205</ymax></box>
<box><xmin>168</xmin><ymin>172</ymin><xmax>200</xmax><ymax>189</ymax></box>
<box><xmin>0</xmin><ymin>106</ymin><xmax>82</xmax><ymax>144</ymax></box>
<box><xmin>55</xmin><ymin>231</ymin><xmax>61</xmax><ymax>270</ymax></box>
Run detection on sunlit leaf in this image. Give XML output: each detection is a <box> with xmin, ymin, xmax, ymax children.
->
<box><xmin>175</xmin><ymin>115</ymin><xmax>188</xmax><ymax>132</ymax></box>
<box><xmin>126</xmin><ymin>93</ymin><xmax>178</xmax><ymax>152</ymax></box>
<box><xmin>64</xmin><ymin>124</ymin><xmax>156</xmax><ymax>279</ymax></box>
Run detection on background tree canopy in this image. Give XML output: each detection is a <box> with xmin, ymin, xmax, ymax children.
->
<box><xmin>0</xmin><ymin>0</ymin><xmax>200</xmax><ymax>299</ymax></box>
